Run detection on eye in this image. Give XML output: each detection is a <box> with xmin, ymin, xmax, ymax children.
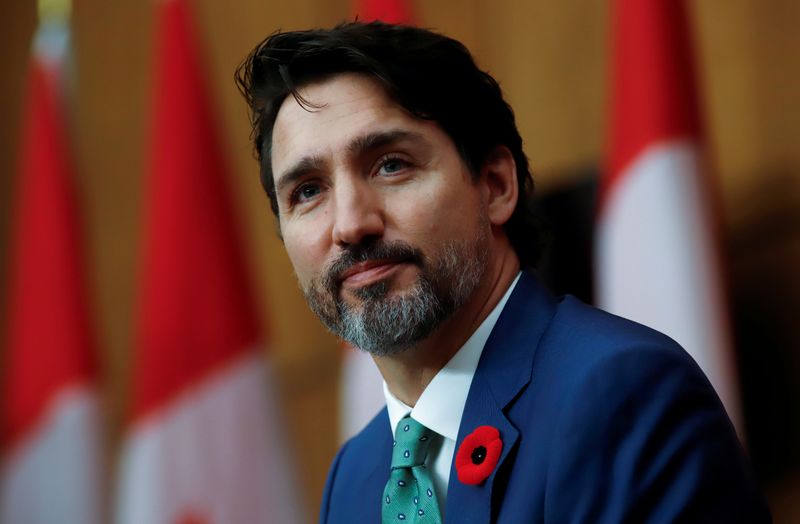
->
<box><xmin>376</xmin><ymin>155</ymin><xmax>411</xmax><ymax>176</ymax></box>
<box><xmin>291</xmin><ymin>181</ymin><xmax>322</xmax><ymax>204</ymax></box>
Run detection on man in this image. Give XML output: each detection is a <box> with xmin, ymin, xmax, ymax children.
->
<box><xmin>236</xmin><ymin>22</ymin><xmax>769</xmax><ymax>523</ymax></box>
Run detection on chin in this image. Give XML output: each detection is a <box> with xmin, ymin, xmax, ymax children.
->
<box><xmin>344</xmin><ymin>278</ymin><xmax>396</xmax><ymax>302</ymax></box>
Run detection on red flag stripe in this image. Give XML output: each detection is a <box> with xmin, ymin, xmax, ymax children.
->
<box><xmin>131</xmin><ymin>0</ymin><xmax>262</xmax><ymax>422</ymax></box>
<box><xmin>604</xmin><ymin>0</ymin><xmax>701</xmax><ymax>203</ymax></box>
<box><xmin>4</xmin><ymin>58</ymin><xmax>95</xmax><ymax>449</ymax></box>
<box><xmin>354</xmin><ymin>0</ymin><xmax>414</xmax><ymax>23</ymax></box>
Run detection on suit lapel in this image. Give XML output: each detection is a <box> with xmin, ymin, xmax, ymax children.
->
<box><xmin>444</xmin><ymin>272</ymin><xmax>556</xmax><ymax>523</ymax></box>
<box><xmin>444</xmin><ymin>372</ymin><xmax>520</xmax><ymax>523</ymax></box>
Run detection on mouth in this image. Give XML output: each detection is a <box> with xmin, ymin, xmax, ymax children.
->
<box><xmin>338</xmin><ymin>259</ymin><xmax>409</xmax><ymax>288</ymax></box>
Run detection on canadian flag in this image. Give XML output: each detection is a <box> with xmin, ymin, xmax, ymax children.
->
<box><xmin>596</xmin><ymin>0</ymin><xmax>743</xmax><ymax>433</ymax></box>
<box><xmin>337</xmin><ymin>0</ymin><xmax>415</xmax><ymax>442</ymax></box>
<box><xmin>1</xmin><ymin>9</ymin><xmax>103</xmax><ymax>524</ymax></box>
<box><xmin>114</xmin><ymin>1</ymin><xmax>303</xmax><ymax>523</ymax></box>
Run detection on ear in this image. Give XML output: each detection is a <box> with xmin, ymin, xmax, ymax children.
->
<box><xmin>480</xmin><ymin>145</ymin><xmax>518</xmax><ymax>227</ymax></box>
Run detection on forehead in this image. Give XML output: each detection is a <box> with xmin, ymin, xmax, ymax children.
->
<box><xmin>271</xmin><ymin>74</ymin><xmax>424</xmax><ymax>176</ymax></box>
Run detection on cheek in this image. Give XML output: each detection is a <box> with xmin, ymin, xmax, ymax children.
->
<box><xmin>282</xmin><ymin>220</ymin><xmax>330</xmax><ymax>285</ymax></box>
<box><xmin>388</xmin><ymin>179</ymin><xmax>481</xmax><ymax>240</ymax></box>
<box><xmin>389</xmin><ymin>191</ymin><xmax>441</xmax><ymax>236</ymax></box>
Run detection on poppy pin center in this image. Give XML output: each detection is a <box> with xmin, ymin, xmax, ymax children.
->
<box><xmin>471</xmin><ymin>445</ymin><xmax>487</xmax><ymax>465</ymax></box>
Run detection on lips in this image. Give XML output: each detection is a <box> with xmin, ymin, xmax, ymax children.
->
<box><xmin>323</xmin><ymin>241</ymin><xmax>425</xmax><ymax>293</ymax></box>
<box><xmin>339</xmin><ymin>259</ymin><xmax>405</xmax><ymax>286</ymax></box>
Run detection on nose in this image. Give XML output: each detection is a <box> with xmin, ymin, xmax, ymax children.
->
<box><xmin>331</xmin><ymin>177</ymin><xmax>385</xmax><ymax>247</ymax></box>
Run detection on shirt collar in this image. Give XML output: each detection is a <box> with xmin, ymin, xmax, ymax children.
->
<box><xmin>384</xmin><ymin>272</ymin><xmax>522</xmax><ymax>440</ymax></box>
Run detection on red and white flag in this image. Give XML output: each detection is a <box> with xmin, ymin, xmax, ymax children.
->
<box><xmin>337</xmin><ymin>0</ymin><xmax>415</xmax><ymax>442</ymax></box>
<box><xmin>114</xmin><ymin>1</ymin><xmax>302</xmax><ymax>522</ymax></box>
<box><xmin>1</xmin><ymin>6</ymin><xmax>103</xmax><ymax>524</ymax></box>
<box><xmin>596</xmin><ymin>0</ymin><xmax>742</xmax><ymax>433</ymax></box>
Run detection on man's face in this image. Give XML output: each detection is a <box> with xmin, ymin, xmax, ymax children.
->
<box><xmin>271</xmin><ymin>73</ymin><xmax>491</xmax><ymax>355</ymax></box>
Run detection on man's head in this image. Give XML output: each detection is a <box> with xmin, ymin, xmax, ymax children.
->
<box><xmin>236</xmin><ymin>21</ymin><xmax>542</xmax><ymax>265</ymax></box>
<box><xmin>236</xmin><ymin>22</ymin><xmax>542</xmax><ymax>354</ymax></box>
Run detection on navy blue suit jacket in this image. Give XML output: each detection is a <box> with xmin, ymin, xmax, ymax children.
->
<box><xmin>320</xmin><ymin>272</ymin><xmax>770</xmax><ymax>523</ymax></box>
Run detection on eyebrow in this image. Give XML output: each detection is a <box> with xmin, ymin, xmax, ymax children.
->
<box><xmin>274</xmin><ymin>129</ymin><xmax>429</xmax><ymax>198</ymax></box>
<box><xmin>347</xmin><ymin>129</ymin><xmax>427</xmax><ymax>157</ymax></box>
<box><xmin>275</xmin><ymin>154</ymin><xmax>327</xmax><ymax>198</ymax></box>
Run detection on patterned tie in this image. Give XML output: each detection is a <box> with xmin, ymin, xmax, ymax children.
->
<box><xmin>382</xmin><ymin>417</ymin><xmax>442</xmax><ymax>523</ymax></box>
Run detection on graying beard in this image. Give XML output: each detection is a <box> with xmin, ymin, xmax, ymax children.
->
<box><xmin>338</xmin><ymin>275</ymin><xmax>442</xmax><ymax>355</ymax></box>
<box><xmin>305</xmin><ymin>237</ymin><xmax>487</xmax><ymax>356</ymax></box>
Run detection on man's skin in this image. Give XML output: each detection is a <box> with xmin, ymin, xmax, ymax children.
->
<box><xmin>270</xmin><ymin>73</ymin><xmax>520</xmax><ymax>406</ymax></box>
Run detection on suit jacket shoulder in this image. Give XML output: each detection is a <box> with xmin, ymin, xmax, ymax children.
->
<box><xmin>448</xmin><ymin>273</ymin><xmax>769</xmax><ymax>523</ymax></box>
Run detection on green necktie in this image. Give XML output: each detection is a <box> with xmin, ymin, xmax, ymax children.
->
<box><xmin>382</xmin><ymin>417</ymin><xmax>442</xmax><ymax>523</ymax></box>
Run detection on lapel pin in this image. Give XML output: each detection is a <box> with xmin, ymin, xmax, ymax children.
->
<box><xmin>455</xmin><ymin>425</ymin><xmax>503</xmax><ymax>485</ymax></box>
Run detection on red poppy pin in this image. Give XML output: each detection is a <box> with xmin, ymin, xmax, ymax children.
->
<box><xmin>455</xmin><ymin>425</ymin><xmax>503</xmax><ymax>485</ymax></box>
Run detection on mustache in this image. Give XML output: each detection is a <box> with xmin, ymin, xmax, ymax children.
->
<box><xmin>321</xmin><ymin>240</ymin><xmax>425</xmax><ymax>292</ymax></box>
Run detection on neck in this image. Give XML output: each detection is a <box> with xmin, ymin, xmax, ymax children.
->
<box><xmin>374</xmin><ymin>245</ymin><xmax>520</xmax><ymax>407</ymax></box>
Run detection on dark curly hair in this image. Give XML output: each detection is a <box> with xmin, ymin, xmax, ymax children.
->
<box><xmin>235</xmin><ymin>21</ymin><xmax>544</xmax><ymax>267</ymax></box>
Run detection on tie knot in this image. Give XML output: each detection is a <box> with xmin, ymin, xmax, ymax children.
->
<box><xmin>391</xmin><ymin>417</ymin><xmax>435</xmax><ymax>468</ymax></box>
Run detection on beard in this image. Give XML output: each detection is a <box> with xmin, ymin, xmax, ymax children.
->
<box><xmin>302</xmin><ymin>224</ymin><xmax>489</xmax><ymax>357</ymax></box>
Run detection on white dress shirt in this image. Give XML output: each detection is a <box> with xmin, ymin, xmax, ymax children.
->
<box><xmin>383</xmin><ymin>272</ymin><xmax>521</xmax><ymax>513</ymax></box>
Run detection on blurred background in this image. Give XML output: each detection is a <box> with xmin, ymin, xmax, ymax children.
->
<box><xmin>1</xmin><ymin>0</ymin><xmax>799</xmax><ymax>522</ymax></box>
